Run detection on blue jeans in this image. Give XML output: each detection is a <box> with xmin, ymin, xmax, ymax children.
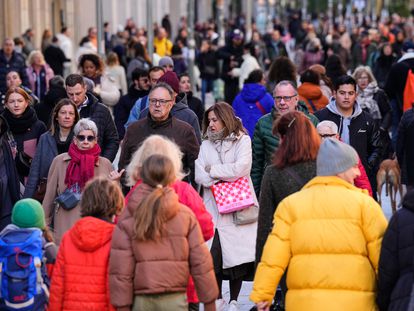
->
<box><xmin>201</xmin><ymin>79</ymin><xmax>214</xmax><ymax>105</ymax></box>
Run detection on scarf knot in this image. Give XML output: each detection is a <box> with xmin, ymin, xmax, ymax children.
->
<box><xmin>64</xmin><ymin>143</ymin><xmax>101</xmax><ymax>189</ymax></box>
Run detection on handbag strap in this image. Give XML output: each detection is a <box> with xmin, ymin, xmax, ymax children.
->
<box><xmin>255</xmin><ymin>101</ymin><xmax>267</xmax><ymax>115</ymax></box>
<box><xmin>284</xmin><ymin>167</ymin><xmax>307</xmax><ymax>187</ymax></box>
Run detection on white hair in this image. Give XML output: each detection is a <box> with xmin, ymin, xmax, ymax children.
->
<box><xmin>316</xmin><ymin>120</ymin><xmax>338</xmax><ymax>134</ymax></box>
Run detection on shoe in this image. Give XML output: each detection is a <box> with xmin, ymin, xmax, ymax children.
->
<box><xmin>228</xmin><ymin>300</ymin><xmax>239</xmax><ymax>311</ymax></box>
<box><xmin>215</xmin><ymin>298</ymin><xmax>227</xmax><ymax>311</ymax></box>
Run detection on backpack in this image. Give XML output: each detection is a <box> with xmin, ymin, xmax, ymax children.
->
<box><xmin>0</xmin><ymin>228</ymin><xmax>49</xmax><ymax>310</ymax></box>
<box><xmin>403</xmin><ymin>69</ymin><xmax>414</xmax><ymax>112</ymax></box>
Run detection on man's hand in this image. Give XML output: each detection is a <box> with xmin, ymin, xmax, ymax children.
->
<box><xmin>256</xmin><ymin>301</ymin><xmax>270</xmax><ymax>311</ymax></box>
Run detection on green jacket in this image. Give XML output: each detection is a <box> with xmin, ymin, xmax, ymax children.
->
<box><xmin>251</xmin><ymin>101</ymin><xmax>319</xmax><ymax>196</ymax></box>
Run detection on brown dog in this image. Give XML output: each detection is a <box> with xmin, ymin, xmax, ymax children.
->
<box><xmin>377</xmin><ymin>159</ymin><xmax>403</xmax><ymax>214</ymax></box>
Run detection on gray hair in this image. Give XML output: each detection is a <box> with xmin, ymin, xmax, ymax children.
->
<box><xmin>149</xmin><ymin>82</ymin><xmax>174</xmax><ymax>98</ymax></box>
<box><xmin>317</xmin><ymin>120</ymin><xmax>338</xmax><ymax>134</ymax></box>
<box><xmin>352</xmin><ymin>66</ymin><xmax>376</xmax><ymax>84</ymax></box>
<box><xmin>273</xmin><ymin>80</ymin><xmax>298</xmax><ymax>95</ymax></box>
<box><xmin>74</xmin><ymin>118</ymin><xmax>98</xmax><ymax>137</ymax></box>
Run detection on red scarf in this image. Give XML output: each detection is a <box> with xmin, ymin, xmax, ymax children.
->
<box><xmin>64</xmin><ymin>143</ymin><xmax>101</xmax><ymax>189</ymax></box>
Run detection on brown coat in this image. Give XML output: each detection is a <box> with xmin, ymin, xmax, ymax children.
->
<box><xmin>42</xmin><ymin>152</ymin><xmax>113</xmax><ymax>245</ymax></box>
<box><xmin>109</xmin><ymin>184</ymin><xmax>218</xmax><ymax>308</ymax></box>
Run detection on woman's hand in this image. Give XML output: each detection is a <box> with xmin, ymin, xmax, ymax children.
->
<box><xmin>109</xmin><ymin>169</ymin><xmax>125</xmax><ymax>181</ymax></box>
<box><xmin>256</xmin><ymin>301</ymin><xmax>270</xmax><ymax>311</ymax></box>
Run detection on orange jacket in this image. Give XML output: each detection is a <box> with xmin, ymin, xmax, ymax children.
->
<box><xmin>48</xmin><ymin>217</ymin><xmax>115</xmax><ymax>311</ymax></box>
<box><xmin>298</xmin><ymin>82</ymin><xmax>329</xmax><ymax>113</ymax></box>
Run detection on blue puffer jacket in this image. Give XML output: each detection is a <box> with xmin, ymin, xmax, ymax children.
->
<box><xmin>232</xmin><ymin>83</ymin><xmax>273</xmax><ymax>138</ymax></box>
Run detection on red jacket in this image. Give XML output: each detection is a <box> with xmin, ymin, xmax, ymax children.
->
<box><xmin>125</xmin><ymin>180</ymin><xmax>214</xmax><ymax>303</ymax></box>
<box><xmin>355</xmin><ymin>157</ymin><xmax>373</xmax><ymax>196</ymax></box>
<box><xmin>48</xmin><ymin>217</ymin><xmax>115</xmax><ymax>311</ymax></box>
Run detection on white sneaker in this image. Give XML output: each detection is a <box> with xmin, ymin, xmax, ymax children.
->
<box><xmin>215</xmin><ymin>298</ymin><xmax>227</xmax><ymax>311</ymax></box>
<box><xmin>228</xmin><ymin>300</ymin><xmax>239</xmax><ymax>311</ymax></box>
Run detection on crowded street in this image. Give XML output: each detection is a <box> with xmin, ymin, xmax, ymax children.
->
<box><xmin>0</xmin><ymin>0</ymin><xmax>414</xmax><ymax>310</ymax></box>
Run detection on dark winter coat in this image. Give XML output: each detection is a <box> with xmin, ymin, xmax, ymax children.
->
<box><xmin>377</xmin><ymin>190</ymin><xmax>414</xmax><ymax>311</ymax></box>
<box><xmin>0</xmin><ymin>50</ymin><xmax>29</xmax><ymax>94</ymax></box>
<box><xmin>186</xmin><ymin>92</ymin><xmax>204</xmax><ymax>127</ymax></box>
<box><xmin>373</xmin><ymin>54</ymin><xmax>396</xmax><ymax>89</ymax></box>
<box><xmin>265</xmin><ymin>40</ymin><xmax>288</xmax><ymax>61</ymax></box>
<box><xmin>35</xmin><ymin>85</ymin><xmax>67</xmax><ymax>127</ymax></box>
<box><xmin>232</xmin><ymin>83</ymin><xmax>273</xmax><ymax>138</ymax></box>
<box><xmin>217</xmin><ymin>44</ymin><xmax>243</xmax><ymax>82</ymax></box>
<box><xmin>384</xmin><ymin>55</ymin><xmax>414</xmax><ymax>118</ymax></box>
<box><xmin>197</xmin><ymin>50</ymin><xmax>219</xmax><ymax>80</ymax></box>
<box><xmin>256</xmin><ymin>161</ymin><xmax>316</xmax><ymax>264</ymax></box>
<box><xmin>44</xmin><ymin>44</ymin><xmax>69</xmax><ymax>76</ymax></box>
<box><xmin>80</xmin><ymin>93</ymin><xmax>119</xmax><ymax>162</ymax></box>
<box><xmin>114</xmin><ymin>86</ymin><xmax>148</xmax><ymax>140</ymax></box>
<box><xmin>396</xmin><ymin>108</ymin><xmax>414</xmax><ymax>186</ymax></box>
<box><xmin>0</xmin><ymin>116</ymin><xmax>20</xmax><ymax>230</ymax></box>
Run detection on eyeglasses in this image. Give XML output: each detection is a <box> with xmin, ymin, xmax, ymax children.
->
<box><xmin>76</xmin><ymin>135</ymin><xmax>96</xmax><ymax>142</ymax></box>
<box><xmin>358</xmin><ymin>76</ymin><xmax>369</xmax><ymax>81</ymax></box>
<box><xmin>319</xmin><ymin>133</ymin><xmax>336</xmax><ymax>138</ymax></box>
<box><xmin>273</xmin><ymin>95</ymin><xmax>297</xmax><ymax>103</ymax></box>
<box><xmin>149</xmin><ymin>98</ymin><xmax>173</xmax><ymax>106</ymax></box>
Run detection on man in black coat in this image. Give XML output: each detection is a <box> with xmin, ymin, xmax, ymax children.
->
<box><xmin>114</xmin><ymin>68</ymin><xmax>149</xmax><ymax>140</ymax></box>
<box><xmin>396</xmin><ymin>107</ymin><xmax>414</xmax><ymax>191</ymax></box>
<box><xmin>65</xmin><ymin>74</ymin><xmax>119</xmax><ymax>162</ymax></box>
<box><xmin>384</xmin><ymin>41</ymin><xmax>414</xmax><ymax>148</ymax></box>
<box><xmin>217</xmin><ymin>29</ymin><xmax>244</xmax><ymax>104</ymax></box>
<box><xmin>315</xmin><ymin>75</ymin><xmax>383</xmax><ymax>197</ymax></box>
<box><xmin>44</xmin><ymin>36</ymin><xmax>70</xmax><ymax>76</ymax></box>
<box><xmin>0</xmin><ymin>38</ymin><xmax>29</xmax><ymax>94</ymax></box>
<box><xmin>0</xmin><ymin>116</ymin><xmax>20</xmax><ymax>230</ymax></box>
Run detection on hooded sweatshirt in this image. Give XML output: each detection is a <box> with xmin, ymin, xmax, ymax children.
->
<box><xmin>325</xmin><ymin>98</ymin><xmax>363</xmax><ymax>145</ymax></box>
<box><xmin>48</xmin><ymin>217</ymin><xmax>115</xmax><ymax>311</ymax></box>
<box><xmin>233</xmin><ymin>83</ymin><xmax>273</xmax><ymax>138</ymax></box>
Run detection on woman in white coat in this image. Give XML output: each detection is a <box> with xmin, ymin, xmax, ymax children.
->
<box><xmin>195</xmin><ymin>102</ymin><xmax>257</xmax><ymax>311</ymax></box>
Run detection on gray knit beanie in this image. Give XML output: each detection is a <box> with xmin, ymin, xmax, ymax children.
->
<box><xmin>317</xmin><ymin>138</ymin><xmax>359</xmax><ymax>176</ymax></box>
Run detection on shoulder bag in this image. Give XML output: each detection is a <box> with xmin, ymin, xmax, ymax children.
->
<box><xmin>55</xmin><ymin>183</ymin><xmax>81</xmax><ymax>210</ymax></box>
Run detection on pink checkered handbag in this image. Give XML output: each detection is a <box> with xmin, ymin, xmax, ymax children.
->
<box><xmin>210</xmin><ymin>177</ymin><xmax>255</xmax><ymax>214</ymax></box>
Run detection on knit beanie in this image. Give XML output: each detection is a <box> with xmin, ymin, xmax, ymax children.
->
<box><xmin>317</xmin><ymin>138</ymin><xmax>359</xmax><ymax>176</ymax></box>
<box><xmin>12</xmin><ymin>199</ymin><xmax>46</xmax><ymax>229</ymax></box>
<box><xmin>159</xmin><ymin>56</ymin><xmax>174</xmax><ymax>68</ymax></box>
<box><xmin>158</xmin><ymin>71</ymin><xmax>180</xmax><ymax>94</ymax></box>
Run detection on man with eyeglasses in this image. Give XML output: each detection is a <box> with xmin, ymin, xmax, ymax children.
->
<box><xmin>65</xmin><ymin>74</ymin><xmax>119</xmax><ymax>162</ymax></box>
<box><xmin>315</xmin><ymin>75</ymin><xmax>382</xmax><ymax>198</ymax></box>
<box><xmin>114</xmin><ymin>68</ymin><xmax>150</xmax><ymax>140</ymax></box>
<box><xmin>125</xmin><ymin>66</ymin><xmax>165</xmax><ymax>128</ymax></box>
<box><xmin>316</xmin><ymin>120</ymin><xmax>372</xmax><ymax>196</ymax></box>
<box><xmin>119</xmin><ymin>82</ymin><xmax>199</xmax><ymax>187</ymax></box>
<box><xmin>251</xmin><ymin>80</ymin><xmax>319</xmax><ymax>197</ymax></box>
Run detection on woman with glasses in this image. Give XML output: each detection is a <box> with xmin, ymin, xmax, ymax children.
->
<box><xmin>42</xmin><ymin>118</ymin><xmax>121</xmax><ymax>244</ymax></box>
<box><xmin>255</xmin><ymin>111</ymin><xmax>321</xmax><ymax>310</ymax></box>
<box><xmin>24</xmin><ymin>99</ymin><xmax>79</xmax><ymax>202</ymax></box>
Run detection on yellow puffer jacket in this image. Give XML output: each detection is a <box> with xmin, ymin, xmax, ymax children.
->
<box><xmin>250</xmin><ymin>176</ymin><xmax>388</xmax><ymax>311</ymax></box>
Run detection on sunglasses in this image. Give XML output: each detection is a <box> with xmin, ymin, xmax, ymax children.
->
<box><xmin>76</xmin><ymin>135</ymin><xmax>96</xmax><ymax>142</ymax></box>
<box><xmin>319</xmin><ymin>133</ymin><xmax>336</xmax><ymax>138</ymax></box>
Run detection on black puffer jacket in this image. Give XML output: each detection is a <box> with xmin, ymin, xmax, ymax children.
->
<box><xmin>396</xmin><ymin>108</ymin><xmax>414</xmax><ymax>186</ymax></box>
<box><xmin>377</xmin><ymin>190</ymin><xmax>414</xmax><ymax>311</ymax></box>
<box><xmin>80</xmin><ymin>93</ymin><xmax>119</xmax><ymax>162</ymax></box>
<box><xmin>0</xmin><ymin>50</ymin><xmax>29</xmax><ymax>94</ymax></box>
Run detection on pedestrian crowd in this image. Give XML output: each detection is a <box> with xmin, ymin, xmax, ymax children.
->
<box><xmin>1</xmin><ymin>8</ymin><xmax>414</xmax><ymax>311</ymax></box>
